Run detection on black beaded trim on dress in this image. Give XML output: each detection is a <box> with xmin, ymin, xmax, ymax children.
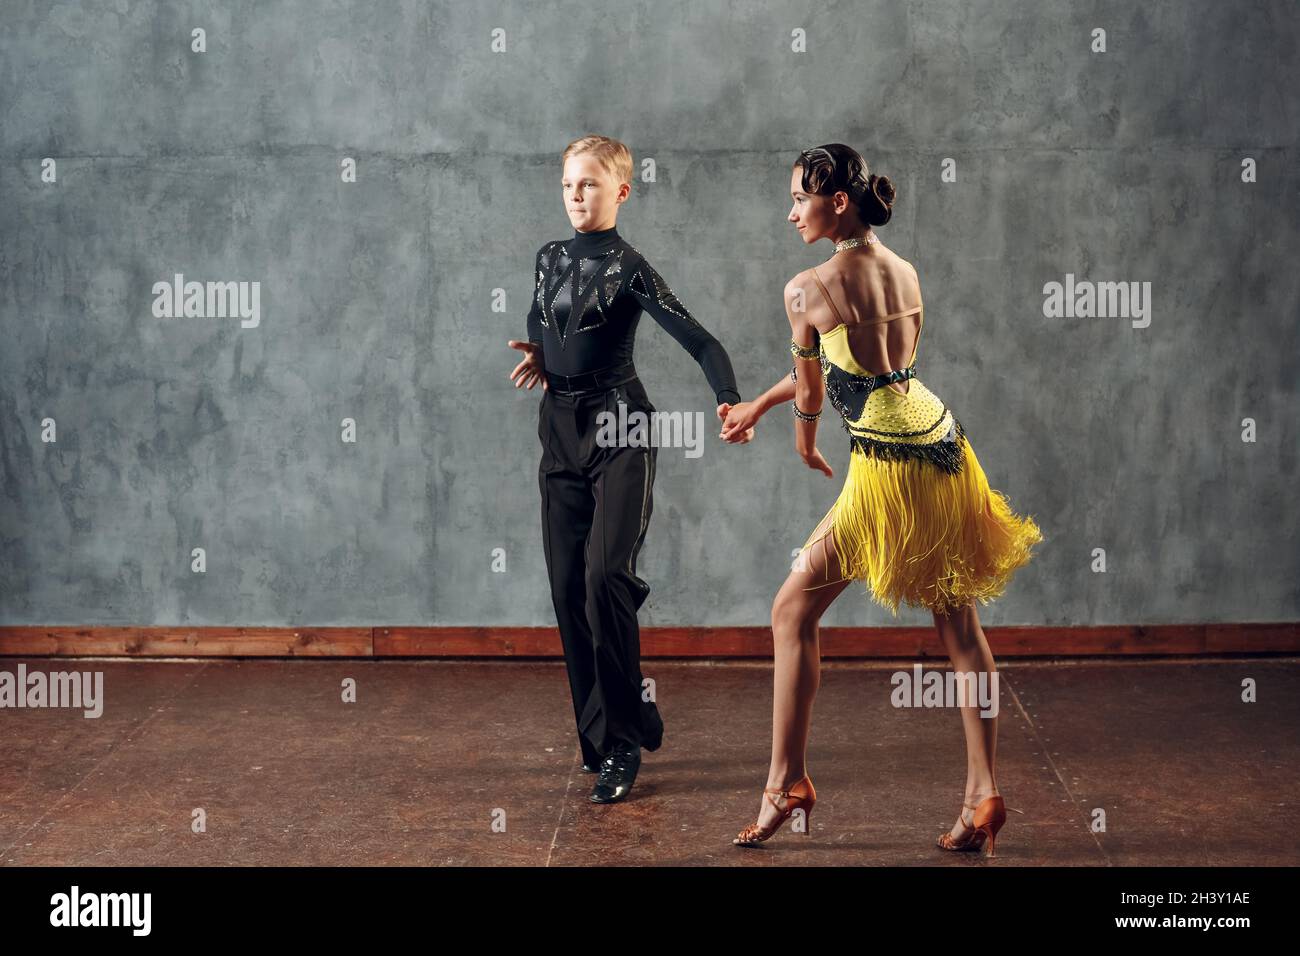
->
<box><xmin>808</xmin><ymin>317</ymin><xmax>963</xmax><ymax>474</ymax></box>
<box><xmin>847</xmin><ymin>416</ymin><xmax>968</xmax><ymax>475</ymax></box>
<box><xmin>815</xmin><ymin>355</ymin><xmax>968</xmax><ymax>474</ymax></box>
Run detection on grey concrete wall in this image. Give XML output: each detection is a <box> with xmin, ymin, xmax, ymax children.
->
<box><xmin>1</xmin><ymin>2</ymin><xmax>1295</xmax><ymax>628</ymax></box>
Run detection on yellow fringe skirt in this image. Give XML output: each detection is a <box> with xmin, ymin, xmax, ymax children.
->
<box><xmin>799</xmin><ymin>384</ymin><xmax>1043</xmax><ymax>617</ymax></box>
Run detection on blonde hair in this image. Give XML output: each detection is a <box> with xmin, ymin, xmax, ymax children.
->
<box><xmin>562</xmin><ymin>135</ymin><xmax>633</xmax><ymax>187</ymax></box>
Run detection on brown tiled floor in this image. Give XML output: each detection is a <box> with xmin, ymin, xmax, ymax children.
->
<box><xmin>1</xmin><ymin>657</ymin><xmax>1296</xmax><ymax>866</ymax></box>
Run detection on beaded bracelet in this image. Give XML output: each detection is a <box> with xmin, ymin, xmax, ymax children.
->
<box><xmin>789</xmin><ymin>364</ymin><xmax>797</xmax><ymax>383</ymax></box>
<box><xmin>793</xmin><ymin>403</ymin><xmax>822</xmax><ymax>422</ymax></box>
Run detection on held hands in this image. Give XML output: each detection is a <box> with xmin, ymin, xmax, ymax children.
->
<box><xmin>717</xmin><ymin>402</ymin><xmax>756</xmax><ymax>444</ymax></box>
<box><xmin>507</xmin><ymin>340</ymin><xmax>547</xmax><ymax>391</ymax></box>
<box><xmin>719</xmin><ymin>400</ymin><xmax>832</xmax><ymax>475</ymax></box>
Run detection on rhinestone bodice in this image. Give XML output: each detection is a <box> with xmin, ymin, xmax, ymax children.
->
<box><xmin>818</xmin><ymin>327</ymin><xmax>918</xmax><ymax>425</ymax></box>
<box><xmin>524</xmin><ymin>228</ymin><xmax>741</xmax><ymax>406</ymax></box>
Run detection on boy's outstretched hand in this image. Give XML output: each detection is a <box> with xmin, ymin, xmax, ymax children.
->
<box><xmin>717</xmin><ymin>403</ymin><xmax>755</xmax><ymax>444</ymax></box>
<box><xmin>507</xmin><ymin>340</ymin><xmax>547</xmax><ymax>390</ymax></box>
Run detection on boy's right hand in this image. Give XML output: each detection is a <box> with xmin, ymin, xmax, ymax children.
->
<box><xmin>507</xmin><ymin>340</ymin><xmax>547</xmax><ymax>390</ymax></box>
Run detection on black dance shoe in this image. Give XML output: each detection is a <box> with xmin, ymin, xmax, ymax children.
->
<box><xmin>589</xmin><ymin>744</ymin><xmax>641</xmax><ymax>803</ymax></box>
<box><xmin>580</xmin><ymin>745</ymin><xmax>603</xmax><ymax>773</ymax></box>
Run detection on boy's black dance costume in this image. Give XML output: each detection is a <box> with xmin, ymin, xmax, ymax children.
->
<box><xmin>527</xmin><ymin>224</ymin><xmax>741</xmax><ymax>797</ymax></box>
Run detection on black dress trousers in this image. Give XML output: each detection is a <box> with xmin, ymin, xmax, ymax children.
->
<box><xmin>538</xmin><ymin>376</ymin><xmax>664</xmax><ymax>764</ymax></box>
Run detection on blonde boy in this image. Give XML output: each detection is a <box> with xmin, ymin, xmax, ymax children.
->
<box><xmin>507</xmin><ymin>135</ymin><xmax>747</xmax><ymax>802</ymax></box>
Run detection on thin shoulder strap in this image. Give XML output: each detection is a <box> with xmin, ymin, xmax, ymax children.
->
<box><xmin>813</xmin><ymin>266</ymin><xmax>924</xmax><ymax>327</ymax></box>
<box><xmin>909</xmin><ymin>303</ymin><xmax>924</xmax><ymax>365</ymax></box>
<box><xmin>857</xmin><ymin>303</ymin><xmax>924</xmax><ymax>326</ymax></box>
<box><xmin>812</xmin><ymin>265</ymin><xmax>924</xmax><ymax>364</ymax></box>
<box><xmin>907</xmin><ymin>263</ymin><xmax>924</xmax><ymax>365</ymax></box>
<box><xmin>809</xmin><ymin>267</ymin><xmax>844</xmax><ymax>324</ymax></box>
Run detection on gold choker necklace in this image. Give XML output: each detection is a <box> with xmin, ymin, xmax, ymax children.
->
<box><xmin>833</xmin><ymin>234</ymin><xmax>879</xmax><ymax>253</ymax></box>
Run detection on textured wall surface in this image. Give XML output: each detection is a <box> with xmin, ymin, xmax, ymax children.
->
<box><xmin>1</xmin><ymin>1</ymin><xmax>1295</xmax><ymax>627</ymax></box>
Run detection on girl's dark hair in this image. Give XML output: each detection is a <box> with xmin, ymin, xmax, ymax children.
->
<box><xmin>794</xmin><ymin>144</ymin><xmax>896</xmax><ymax>227</ymax></box>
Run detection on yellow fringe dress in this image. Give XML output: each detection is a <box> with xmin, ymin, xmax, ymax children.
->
<box><xmin>797</xmin><ymin>271</ymin><xmax>1043</xmax><ymax>617</ymax></box>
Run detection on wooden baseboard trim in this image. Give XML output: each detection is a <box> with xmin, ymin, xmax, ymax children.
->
<box><xmin>0</xmin><ymin>623</ymin><xmax>1296</xmax><ymax>658</ymax></box>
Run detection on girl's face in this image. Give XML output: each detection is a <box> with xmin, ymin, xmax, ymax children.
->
<box><xmin>787</xmin><ymin>164</ymin><xmax>839</xmax><ymax>245</ymax></box>
<box><xmin>562</xmin><ymin>154</ymin><xmax>627</xmax><ymax>232</ymax></box>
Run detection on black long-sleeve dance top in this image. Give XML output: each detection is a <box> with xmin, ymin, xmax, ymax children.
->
<box><xmin>526</xmin><ymin>225</ymin><xmax>742</xmax><ymax>406</ymax></box>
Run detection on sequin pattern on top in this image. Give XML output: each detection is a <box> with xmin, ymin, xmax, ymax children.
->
<box><xmin>524</xmin><ymin>228</ymin><xmax>742</xmax><ymax>406</ymax></box>
<box><xmin>816</xmin><ymin>335</ymin><xmax>966</xmax><ymax>475</ymax></box>
<box><xmin>626</xmin><ymin>250</ymin><xmax>693</xmax><ymax>327</ymax></box>
<box><xmin>534</xmin><ymin>242</ymin><xmax>629</xmax><ymax>343</ymax></box>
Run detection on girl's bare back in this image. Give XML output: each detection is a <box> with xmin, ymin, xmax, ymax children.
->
<box><xmin>805</xmin><ymin>244</ymin><xmax>923</xmax><ymax>396</ymax></box>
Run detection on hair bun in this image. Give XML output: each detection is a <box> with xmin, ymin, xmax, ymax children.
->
<box><xmin>794</xmin><ymin>145</ymin><xmax>897</xmax><ymax>228</ymax></box>
<box><xmin>871</xmin><ymin>173</ymin><xmax>896</xmax><ymax>207</ymax></box>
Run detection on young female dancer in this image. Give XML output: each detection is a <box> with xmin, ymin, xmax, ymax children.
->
<box><xmin>719</xmin><ymin>144</ymin><xmax>1043</xmax><ymax>854</ymax></box>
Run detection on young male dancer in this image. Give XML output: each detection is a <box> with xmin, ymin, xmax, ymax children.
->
<box><xmin>507</xmin><ymin>135</ymin><xmax>751</xmax><ymax>803</ymax></box>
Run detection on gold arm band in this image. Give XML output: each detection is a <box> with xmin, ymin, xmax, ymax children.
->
<box><xmin>790</xmin><ymin>339</ymin><xmax>820</xmax><ymax>360</ymax></box>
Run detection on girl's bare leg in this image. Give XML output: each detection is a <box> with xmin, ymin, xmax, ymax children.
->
<box><xmin>932</xmin><ymin>601</ymin><xmax>1000</xmax><ymax>841</ymax></box>
<box><xmin>750</xmin><ymin>516</ymin><xmax>851</xmax><ymax>834</ymax></box>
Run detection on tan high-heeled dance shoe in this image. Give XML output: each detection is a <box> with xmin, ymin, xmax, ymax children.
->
<box><xmin>936</xmin><ymin>794</ymin><xmax>1006</xmax><ymax>857</ymax></box>
<box><xmin>733</xmin><ymin>775</ymin><xmax>816</xmax><ymax>847</ymax></box>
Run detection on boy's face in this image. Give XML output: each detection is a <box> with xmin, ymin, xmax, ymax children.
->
<box><xmin>562</xmin><ymin>154</ymin><xmax>629</xmax><ymax>232</ymax></box>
